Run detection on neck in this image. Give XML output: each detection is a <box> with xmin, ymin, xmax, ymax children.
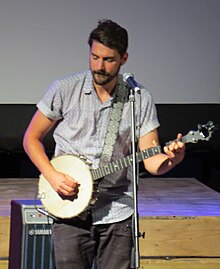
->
<box><xmin>94</xmin><ymin>79</ymin><xmax>117</xmax><ymax>103</ymax></box>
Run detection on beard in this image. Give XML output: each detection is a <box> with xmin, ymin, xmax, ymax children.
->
<box><xmin>91</xmin><ymin>66</ymin><xmax>120</xmax><ymax>86</ymax></box>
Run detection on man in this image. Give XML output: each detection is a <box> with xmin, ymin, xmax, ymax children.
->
<box><xmin>23</xmin><ymin>20</ymin><xmax>185</xmax><ymax>269</ymax></box>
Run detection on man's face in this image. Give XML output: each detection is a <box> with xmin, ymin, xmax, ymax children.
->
<box><xmin>89</xmin><ymin>41</ymin><xmax>128</xmax><ymax>86</ymax></box>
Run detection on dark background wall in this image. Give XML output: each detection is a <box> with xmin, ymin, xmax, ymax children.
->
<box><xmin>0</xmin><ymin>104</ymin><xmax>219</xmax><ymax>192</ymax></box>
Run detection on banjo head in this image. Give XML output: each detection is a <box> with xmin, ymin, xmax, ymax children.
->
<box><xmin>38</xmin><ymin>155</ymin><xmax>93</xmax><ymax>219</ymax></box>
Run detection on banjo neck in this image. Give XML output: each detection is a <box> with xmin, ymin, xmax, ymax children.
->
<box><xmin>90</xmin><ymin>120</ymin><xmax>216</xmax><ymax>181</ymax></box>
<box><xmin>91</xmin><ymin>145</ymin><xmax>161</xmax><ymax>180</ymax></box>
<box><xmin>38</xmin><ymin>121</ymin><xmax>215</xmax><ymax>219</ymax></box>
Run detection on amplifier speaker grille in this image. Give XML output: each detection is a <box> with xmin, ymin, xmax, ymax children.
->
<box><xmin>9</xmin><ymin>199</ymin><xmax>55</xmax><ymax>269</ymax></box>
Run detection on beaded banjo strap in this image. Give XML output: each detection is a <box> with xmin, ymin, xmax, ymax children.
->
<box><xmin>100</xmin><ymin>81</ymin><xmax>127</xmax><ymax>165</ymax></box>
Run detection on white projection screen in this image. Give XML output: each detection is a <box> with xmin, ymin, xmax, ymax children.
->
<box><xmin>0</xmin><ymin>0</ymin><xmax>219</xmax><ymax>104</ymax></box>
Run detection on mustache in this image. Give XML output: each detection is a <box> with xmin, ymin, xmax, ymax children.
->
<box><xmin>93</xmin><ymin>70</ymin><xmax>110</xmax><ymax>76</ymax></box>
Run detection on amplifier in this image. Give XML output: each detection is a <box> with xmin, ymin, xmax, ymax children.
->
<box><xmin>9</xmin><ymin>199</ymin><xmax>55</xmax><ymax>269</ymax></box>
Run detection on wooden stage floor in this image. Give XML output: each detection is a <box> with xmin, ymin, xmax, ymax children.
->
<box><xmin>1</xmin><ymin>177</ymin><xmax>220</xmax><ymax>268</ymax></box>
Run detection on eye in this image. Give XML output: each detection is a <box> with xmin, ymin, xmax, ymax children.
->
<box><xmin>92</xmin><ymin>55</ymin><xmax>98</xmax><ymax>60</ymax></box>
<box><xmin>105</xmin><ymin>58</ymin><xmax>115</xmax><ymax>63</ymax></box>
<box><xmin>91</xmin><ymin>53</ymin><xmax>99</xmax><ymax>60</ymax></box>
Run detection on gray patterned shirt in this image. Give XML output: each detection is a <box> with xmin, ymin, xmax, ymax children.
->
<box><xmin>37</xmin><ymin>70</ymin><xmax>159</xmax><ymax>224</ymax></box>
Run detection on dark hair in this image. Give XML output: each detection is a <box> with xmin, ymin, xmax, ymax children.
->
<box><xmin>88</xmin><ymin>19</ymin><xmax>128</xmax><ymax>58</ymax></box>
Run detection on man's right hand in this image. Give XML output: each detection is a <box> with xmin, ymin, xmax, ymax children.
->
<box><xmin>48</xmin><ymin>170</ymin><xmax>80</xmax><ymax>197</ymax></box>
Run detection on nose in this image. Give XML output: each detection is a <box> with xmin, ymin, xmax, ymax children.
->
<box><xmin>97</xmin><ymin>59</ymin><xmax>105</xmax><ymax>70</ymax></box>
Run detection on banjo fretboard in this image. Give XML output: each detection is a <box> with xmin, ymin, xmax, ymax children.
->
<box><xmin>91</xmin><ymin>145</ymin><xmax>162</xmax><ymax>180</ymax></box>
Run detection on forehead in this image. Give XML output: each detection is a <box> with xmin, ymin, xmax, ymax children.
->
<box><xmin>90</xmin><ymin>41</ymin><xmax>120</xmax><ymax>58</ymax></box>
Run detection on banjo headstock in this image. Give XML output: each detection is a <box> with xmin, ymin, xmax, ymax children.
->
<box><xmin>166</xmin><ymin>121</ymin><xmax>216</xmax><ymax>145</ymax></box>
<box><xmin>183</xmin><ymin>121</ymin><xmax>215</xmax><ymax>144</ymax></box>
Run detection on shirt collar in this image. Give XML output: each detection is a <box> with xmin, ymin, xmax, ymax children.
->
<box><xmin>83</xmin><ymin>71</ymin><xmax>126</xmax><ymax>104</ymax></box>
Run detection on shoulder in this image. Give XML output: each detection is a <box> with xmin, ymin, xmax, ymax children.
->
<box><xmin>54</xmin><ymin>70</ymin><xmax>91</xmax><ymax>88</ymax></box>
<box><xmin>47</xmin><ymin>70</ymin><xmax>92</xmax><ymax>97</ymax></box>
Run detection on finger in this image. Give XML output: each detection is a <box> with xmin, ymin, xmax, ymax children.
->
<box><xmin>163</xmin><ymin>146</ymin><xmax>175</xmax><ymax>158</ymax></box>
<box><xmin>165</xmin><ymin>141</ymin><xmax>177</xmax><ymax>152</ymax></box>
<box><xmin>56</xmin><ymin>176</ymin><xmax>79</xmax><ymax>195</ymax></box>
<box><xmin>58</xmin><ymin>185</ymin><xmax>79</xmax><ymax>197</ymax></box>
<box><xmin>65</xmin><ymin>174</ymin><xmax>80</xmax><ymax>187</ymax></box>
<box><xmin>164</xmin><ymin>142</ymin><xmax>184</xmax><ymax>157</ymax></box>
<box><xmin>177</xmin><ymin>133</ymin><xmax>182</xmax><ymax>140</ymax></box>
<box><xmin>177</xmin><ymin>133</ymin><xmax>185</xmax><ymax>147</ymax></box>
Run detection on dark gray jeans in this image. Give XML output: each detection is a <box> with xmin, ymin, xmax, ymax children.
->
<box><xmin>53</xmin><ymin>214</ymin><xmax>133</xmax><ymax>269</ymax></box>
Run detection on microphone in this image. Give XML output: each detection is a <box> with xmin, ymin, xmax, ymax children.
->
<box><xmin>123</xmin><ymin>72</ymin><xmax>141</xmax><ymax>92</ymax></box>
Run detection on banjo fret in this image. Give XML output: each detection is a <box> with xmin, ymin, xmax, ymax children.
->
<box><xmin>92</xmin><ymin>145</ymin><xmax>161</xmax><ymax>180</ymax></box>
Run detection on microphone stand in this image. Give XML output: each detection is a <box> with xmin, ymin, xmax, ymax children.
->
<box><xmin>129</xmin><ymin>87</ymin><xmax>141</xmax><ymax>269</ymax></box>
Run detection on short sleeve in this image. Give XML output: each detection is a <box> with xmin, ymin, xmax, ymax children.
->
<box><xmin>137</xmin><ymin>88</ymin><xmax>160</xmax><ymax>137</ymax></box>
<box><xmin>37</xmin><ymin>80</ymin><xmax>64</xmax><ymax>121</ymax></box>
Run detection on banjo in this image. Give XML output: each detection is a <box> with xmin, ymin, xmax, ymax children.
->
<box><xmin>38</xmin><ymin>121</ymin><xmax>215</xmax><ymax>219</ymax></box>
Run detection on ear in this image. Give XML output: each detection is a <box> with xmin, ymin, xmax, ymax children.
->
<box><xmin>121</xmin><ymin>52</ymin><xmax>128</xmax><ymax>65</ymax></box>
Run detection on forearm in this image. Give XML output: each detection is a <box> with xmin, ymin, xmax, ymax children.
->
<box><xmin>144</xmin><ymin>152</ymin><xmax>183</xmax><ymax>176</ymax></box>
<box><xmin>22</xmin><ymin>110</ymin><xmax>58</xmax><ymax>182</ymax></box>
<box><xmin>23</xmin><ymin>136</ymin><xmax>56</xmax><ymax>181</ymax></box>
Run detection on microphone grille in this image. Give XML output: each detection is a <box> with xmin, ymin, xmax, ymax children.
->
<box><xmin>123</xmin><ymin>72</ymin><xmax>134</xmax><ymax>82</ymax></box>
